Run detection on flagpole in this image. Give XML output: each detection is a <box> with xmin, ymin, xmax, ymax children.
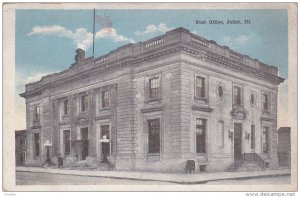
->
<box><xmin>93</xmin><ymin>8</ymin><xmax>95</xmax><ymax>57</ymax></box>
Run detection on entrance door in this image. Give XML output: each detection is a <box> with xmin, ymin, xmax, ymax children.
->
<box><xmin>234</xmin><ymin>123</ymin><xmax>242</xmax><ymax>160</ymax></box>
<box><xmin>81</xmin><ymin>128</ymin><xmax>89</xmax><ymax>160</ymax></box>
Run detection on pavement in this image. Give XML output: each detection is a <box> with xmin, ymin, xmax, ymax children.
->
<box><xmin>16</xmin><ymin>166</ymin><xmax>291</xmax><ymax>184</ymax></box>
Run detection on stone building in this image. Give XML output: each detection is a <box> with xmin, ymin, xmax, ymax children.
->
<box><xmin>278</xmin><ymin>127</ymin><xmax>291</xmax><ymax>168</ymax></box>
<box><xmin>15</xmin><ymin>130</ymin><xmax>27</xmax><ymax>165</ymax></box>
<box><xmin>20</xmin><ymin>27</ymin><xmax>284</xmax><ymax>172</ymax></box>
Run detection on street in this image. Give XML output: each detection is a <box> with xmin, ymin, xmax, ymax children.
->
<box><xmin>206</xmin><ymin>175</ymin><xmax>291</xmax><ymax>185</ymax></box>
<box><xmin>16</xmin><ymin>171</ymin><xmax>175</xmax><ymax>185</ymax></box>
<box><xmin>16</xmin><ymin>171</ymin><xmax>290</xmax><ymax>185</ymax></box>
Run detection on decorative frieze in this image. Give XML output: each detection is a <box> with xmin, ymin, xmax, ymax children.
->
<box><xmin>191</xmin><ymin>105</ymin><xmax>213</xmax><ymax>112</ymax></box>
<box><xmin>95</xmin><ymin>115</ymin><xmax>111</xmax><ymax>120</ymax></box>
<box><xmin>141</xmin><ymin>106</ymin><xmax>164</xmax><ymax>113</ymax></box>
<box><xmin>261</xmin><ymin>116</ymin><xmax>276</xmax><ymax>122</ymax></box>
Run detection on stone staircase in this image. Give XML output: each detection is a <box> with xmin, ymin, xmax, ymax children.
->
<box><xmin>65</xmin><ymin>160</ymin><xmax>114</xmax><ymax>171</ymax></box>
<box><xmin>226</xmin><ymin>153</ymin><xmax>266</xmax><ymax>172</ymax></box>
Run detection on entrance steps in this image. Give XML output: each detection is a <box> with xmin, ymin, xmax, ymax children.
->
<box><xmin>226</xmin><ymin>161</ymin><xmax>264</xmax><ymax>172</ymax></box>
<box><xmin>226</xmin><ymin>153</ymin><xmax>266</xmax><ymax>172</ymax></box>
<box><xmin>65</xmin><ymin>160</ymin><xmax>114</xmax><ymax>171</ymax></box>
<box><xmin>67</xmin><ymin>160</ymin><xmax>88</xmax><ymax>170</ymax></box>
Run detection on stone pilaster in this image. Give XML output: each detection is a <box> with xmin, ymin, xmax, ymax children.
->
<box><xmin>111</xmin><ymin>84</ymin><xmax>118</xmax><ymax>156</ymax></box>
<box><xmin>51</xmin><ymin>99</ymin><xmax>59</xmax><ymax>156</ymax></box>
<box><xmin>88</xmin><ymin>89</ymin><xmax>97</xmax><ymax>157</ymax></box>
<box><xmin>70</xmin><ymin>94</ymin><xmax>78</xmax><ymax>159</ymax></box>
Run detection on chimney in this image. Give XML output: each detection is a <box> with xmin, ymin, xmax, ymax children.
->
<box><xmin>75</xmin><ymin>48</ymin><xmax>85</xmax><ymax>63</ymax></box>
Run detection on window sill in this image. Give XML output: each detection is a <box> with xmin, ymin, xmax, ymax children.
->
<box><xmin>145</xmin><ymin>97</ymin><xmax>162</xmax><ymax>103</ymax></box>
<box><xmin>147</xmin><ymin>153</ymin><xmax>160</xmax><ymax>156</ymax></box>
<box><xmin>78</xmin><ymin>111</ymin><xmax>89</xmax><ymax>115</ymax></box>
<box><xmin>31</xmin><ymin>125</ymin><xmax>41</xmax><ymax>129</ymax></box>
<box><xmin>99</xmin><ymin>107</ymin><xmax>111</xmax><ymax>111</ymax></box>
<box><xmin>262</xmin><ymin>110</ymin><xmax>270</xmax><ymax>115</ymax></box>
<box><xmin>196</xmin><ymin>153</ymin><xmax>207</xmax><ymax>156</ymax></box>
<box><xmin>233</xmin><ymin>104</ymin><xmax>244</xmax><ymax>108</ymax></box>
<box><xmin>194</xmin><ymin>96</ymin><xmax>207</xmax><ymax>102</ymax></box>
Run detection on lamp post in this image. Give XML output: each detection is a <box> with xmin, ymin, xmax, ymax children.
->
<box><xmin>44</xmin><ymin>140</ymin><xmax>52</xmax><ymax>164</ymax></box>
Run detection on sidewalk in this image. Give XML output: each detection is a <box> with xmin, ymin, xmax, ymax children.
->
<box><xmin>16</xmin><ymin>166</ymin><xmax>291</xmax><ymax>184</ymax></box>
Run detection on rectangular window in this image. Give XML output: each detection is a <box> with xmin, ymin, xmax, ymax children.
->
<box><xmin>63</xmin><ymin>100</ymin><xmax>69</xmax><ymax>115</ymax></box>
<box><xmin>34</xmin><ymin>133</ymin><xmax>40</xmax><ymax>157</ymax></box>
<box><xmin>149</xmin><ymin>77</ymin><xmax>160</xmax><ymax>99</ymax></box>
<box><xmin>263</xmin><ymin>127</ymin><xmax>269</xmax><ymax>154</ymax></box>
<box><xmin>251</xmin><ymin>125</ymin><xmax>255</xmax><ymax>150</ymax></box>
<box><xmin>196</xmin><ymin>76</ymin><xmax>205</xmax><ymax>98</ymax></box>
<box><xmin>196</xmin><ymin>118</ymin><xmax>206</xmax><ymax>153</ymax></box>
<box><xmin>148</xmin><ymin>119</ymin><xmax>160</xmax><ymax>154</ymax></box>
<box><xmin>263</xmin><ymin>94</ymin><xmax>269</xmax><ymax>111</ymax></box>
<box><xmin>101</xmin><ymin>91</ymin><xmax>110</xmax><ymax>108</ymax></box>
<box><xmin>80</xmin><ymin>95</ymin><xmax>89</xmax><ymax>112</ymax></box>
<box><xmin>63</xmin><ymin>130</ymin><xmax>71</xmax><ymax>155</ymax></box>
<box><xmin>233</xmin><ymin>86</ymin><xmax>242</xmax><ymax>106</ymax></box>
<box><xmin>34</xmin><ymin>106</ymin><xmax>40</xmax><ymax>121</ymax></box>
<box><xmin>218</xmin><ymin>121</ymin><xmax>224</xmax><ymax>148</ymax></box>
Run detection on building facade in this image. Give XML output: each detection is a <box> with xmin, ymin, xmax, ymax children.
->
<box><xmin>20</xmin><ymin>27</ymin><xmax>284</xmax><ymax>172</ymax></box>
<box><xmin>15</xmin><ymin>130</ymin><xmax>27</xmax><ymax>166</ymax></box>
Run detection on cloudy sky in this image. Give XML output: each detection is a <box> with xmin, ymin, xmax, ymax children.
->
<box><xmin>16</xmin><ymin>9</ymin><xmax>288</xmax><ymax>130</ymax></box>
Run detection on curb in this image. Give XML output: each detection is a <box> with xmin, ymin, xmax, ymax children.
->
<box><xmin>16</xmin><ymin>167</ymin><xmax>291</xmax><ymax>184</ymax></box>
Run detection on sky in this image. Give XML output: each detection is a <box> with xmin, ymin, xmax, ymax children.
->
<box><xmin>15</xmin><ymin>9</ymin><xmax>289</xmax><ymax>130</ymax></box>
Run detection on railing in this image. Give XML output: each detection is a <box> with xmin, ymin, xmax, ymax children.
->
<box><xmin>144</xmin><ymin>38</ymin><xmax>164</xmax><ymax>49</ymax></box>
<box><xmin>191</xmin><ymin>36</ymin><xmax>209</xmax><ymax>48</ymax></box>
<box><xmin>242</xmin><ymin>153</ymin><xmax>265</xmax><ymax>169</ymax></box>
<box><xmin>95</xmin><ymin>56</ymin><xmax>109</xmax><ymax>64</ymax></box>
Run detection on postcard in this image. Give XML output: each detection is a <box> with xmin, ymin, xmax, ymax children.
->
<box><xmin>3</xmin><ymin>2</ymin><xmax>297</xmax><ymax>192</ymax></box>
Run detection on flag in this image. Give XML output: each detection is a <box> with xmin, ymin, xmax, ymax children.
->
<box><xmin>95</xmin><ymin>14</ymin><xmax>113</xmax><ymax>33</ymax></box>
<box><xmin>92</xmin><ymin>10</ymin><xmax>113</xmax><ymax>57</ymax></box>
